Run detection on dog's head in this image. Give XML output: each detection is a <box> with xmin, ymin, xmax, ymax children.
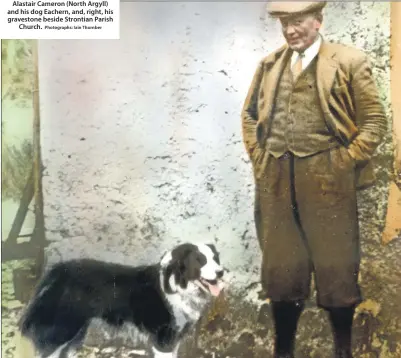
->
<box><xmin>160</xmin><ymin>243</ymin><xmax>225</xmax><ymax>297</ymax></box>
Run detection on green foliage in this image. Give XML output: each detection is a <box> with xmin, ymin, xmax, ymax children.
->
<box><xmin>1</xmin><ymin>140</ymin><xmax>33</xmax><ymax>201</ymax></box>
<box><xmin>1</xmin><ymin>40</ymin><xmax>36</xmax><ymax>201</ymax></box>
<box><xmin>1</xmin><ymin>40</ymin><xmax>35</xmax><ymax>107</ymax></box>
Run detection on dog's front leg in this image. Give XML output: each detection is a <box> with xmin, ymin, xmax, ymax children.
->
<box><xmin>172</xmin><ymin>343</ymin><xmax>180</xmax><ymax>358</ymax></box>
<box><xmin>151</xmin><ymin>326</ymin><xmax>180</xmax><ymax>358</ymax></box>
<box><xmin>152</xmin><ymin>347</ymin><xmax>175</xmax><ymax>358</ymax></box>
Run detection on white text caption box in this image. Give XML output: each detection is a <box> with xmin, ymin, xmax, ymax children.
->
<box><xmin>1</xmin><ymin>0</ymin><xmax>120</xmax><ymax>39</ymax></box>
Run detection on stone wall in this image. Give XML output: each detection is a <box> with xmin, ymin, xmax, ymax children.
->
<box><xmin>40</xmin><ymin>2</ymin><xmax>391</xmax><ymax>293</ymax></box>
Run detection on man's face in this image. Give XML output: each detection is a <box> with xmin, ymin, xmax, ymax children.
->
<box><xmin>280</xmin><ymin>13</ymin><xmax>322</xmax><ymax>52</ymax></box>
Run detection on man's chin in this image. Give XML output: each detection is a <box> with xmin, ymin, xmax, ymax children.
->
<box><xmin>288</xmin><ymin>43</ymin><xmax>305</xmax><ymax>51</ymax></box>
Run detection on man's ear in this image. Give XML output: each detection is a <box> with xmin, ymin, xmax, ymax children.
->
<box><xmin>314</xmin><ymin>11</ymin><xmax>323</xmax><ymax>28</ymax></box>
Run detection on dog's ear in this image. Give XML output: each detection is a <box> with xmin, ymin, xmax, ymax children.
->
<box><xmin>173</xmin><ymin>260</ymin><xmax>189</xmax><ymax>290</ymax></box>
<box><xmin>166</xmin><ymin>245</ymin><xmax>204</xmax><ymax>291</ymax></box>
<box><xmin>163</xmin><ymin>260</ymin><xmax>188</xmax><ymax>293</ymax></box>
<box><xmin>183</xmin><ymin>251</ymin><xmax>203</xmax><ymax>281</ymax></box>
<box><xmin>174</xmin><ymin>252</ymin><xmax>204</xmax><ymax>289</ymax></box>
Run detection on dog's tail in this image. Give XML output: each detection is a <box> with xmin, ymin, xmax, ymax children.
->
<box><xmin>18</xmin><ymin>262</ymin><xmax>67</xmax><ymax>339</ymax></box>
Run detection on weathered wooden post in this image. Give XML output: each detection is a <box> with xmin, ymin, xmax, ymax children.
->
<box><xmin>31</xmin><ymin>40</ymin><xmax>46</xmax><ymax>272</ymax></box>
<box><xmin>12</xmin><ymin>40</ymin><xmax>47</xmax><ymax>303</ymax></box>
<box><xmin>382</xmin><ymin>2</ymin><xmax>401</xmax><ymax>245</ymax></box>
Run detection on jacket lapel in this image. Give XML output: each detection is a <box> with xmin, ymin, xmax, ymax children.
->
<box><xmin>260</xmin><ymin>40</ymin><xmax>339</xmax><ymax>135</ymax></box>
<box><xmin>262</xmin><ymin>45</ymin><xmax>292</xmax><ymax>125</ymax></box>
<box><xmin>316</xmin><ymin>40</ymin><xmax>338</xmax><ymax>114</ymax></box>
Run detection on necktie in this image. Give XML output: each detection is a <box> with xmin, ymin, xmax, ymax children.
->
<box><xmin>292</xmin><ymin>52</ymin><xmax>304</xmax><ymax>80</ymax></box>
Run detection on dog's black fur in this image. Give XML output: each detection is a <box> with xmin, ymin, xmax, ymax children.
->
<box><xmin>18</xmin><ymin>243</ymin><xmax>224</xmax><ymax>358</ymax></box>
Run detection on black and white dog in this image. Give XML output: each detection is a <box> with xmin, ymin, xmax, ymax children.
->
<box><xmin>18</xmin><ymin>243</ymin><xmax>225</xmax><ymax>358</ymax></box>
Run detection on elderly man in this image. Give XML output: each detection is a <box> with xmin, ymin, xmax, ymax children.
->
<box><xmin>241</xmin><ymin>2</ymin><xmax>387</xmax><ymax>358</ymax></box>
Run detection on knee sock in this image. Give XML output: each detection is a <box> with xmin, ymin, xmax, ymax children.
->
<box><xmin>327</xmin><ymin>306</ymin><xmax>355</xmax><ymax>358</ymax></box>
<box><xmin>272</xmin><ymin>300</ymin><xmax>304</xmax><ymax>358</ymax></box>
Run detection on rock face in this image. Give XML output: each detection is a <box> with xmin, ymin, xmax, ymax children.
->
<box><xmin>31</xmin><ymin>1</ymin><xmax>400</xmax><ymax>357</ymax></box>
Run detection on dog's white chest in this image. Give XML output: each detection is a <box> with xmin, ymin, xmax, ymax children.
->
<box><xmin>167</xmin><ymin>295</ymin><xmax>201</xmax><ymax>330</ymax></box>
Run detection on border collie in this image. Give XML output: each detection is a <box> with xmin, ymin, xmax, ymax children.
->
<box><xmin>18</xmin><ymin>243</ymin><xmax>225</xmax><ymax>358</ymax></box>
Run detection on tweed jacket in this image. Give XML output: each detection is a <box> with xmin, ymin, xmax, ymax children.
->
<box><xmin>241</xmin><ymin>39</ymin><xmax>387</xmax><ymax>189</ymax></box>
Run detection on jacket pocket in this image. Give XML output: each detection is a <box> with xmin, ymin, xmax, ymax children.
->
<box><xmin>338</xmin><ymin>146</ymin><xmax>356</xmax><ymax>169</ymax></box>
<box><xmin>251</xmin><ymin>146</ymin><xmax>269</xmax><ymax>181</ymax></box>
<box><xmin>325</xmin><ymin>146</ymin><xmax>357</xmax><ymax>192</ymax></box>
<box><xmin>250</xmin><ymin>146</ymin><xmax>264</xmax><ymax>165</ymax></box>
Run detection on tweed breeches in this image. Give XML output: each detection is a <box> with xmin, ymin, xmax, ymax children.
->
<box><xmin>253</xmin><ymin>146</ymin><xmax>362</xmax><ymax>308</ymax></box>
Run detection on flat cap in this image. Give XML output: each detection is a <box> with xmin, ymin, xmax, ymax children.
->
<box><xmin>267</xmin><ymin>1</ymin><xmax>327</xmax><ymax>18</ymax></box>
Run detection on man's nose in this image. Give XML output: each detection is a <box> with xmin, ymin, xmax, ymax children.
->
<box><xmin>284</xmin><ymin>25</ymin><xmax>296</xmax><ymax>35</ymax></box>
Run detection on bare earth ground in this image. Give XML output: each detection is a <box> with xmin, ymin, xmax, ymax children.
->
<box><xmin>2</xmin><ymin>220</ymin><xmax>401</xmax><ymax>358</ymax></box>
<box><xmin>2</xmin><ymin>158</ymin><xmax>401</xmax><ymax>358</ymax></box>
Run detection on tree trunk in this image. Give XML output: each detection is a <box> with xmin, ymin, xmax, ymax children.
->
<box><xmin>31</xmin><ymin>40</ymin><xmax>47</xmax><ymax>274</ymax></box>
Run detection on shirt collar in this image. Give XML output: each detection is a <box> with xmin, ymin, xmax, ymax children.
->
<box><xmin>290</xmin><ymin>34</ymin><xmax>322</xmax><ymax>70</ymax></box>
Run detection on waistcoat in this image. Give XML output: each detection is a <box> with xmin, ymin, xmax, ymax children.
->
<box><xmin>266</xmin><ymin>57</ymin><xmax>336</xmax><ymax>157</ymax></box>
